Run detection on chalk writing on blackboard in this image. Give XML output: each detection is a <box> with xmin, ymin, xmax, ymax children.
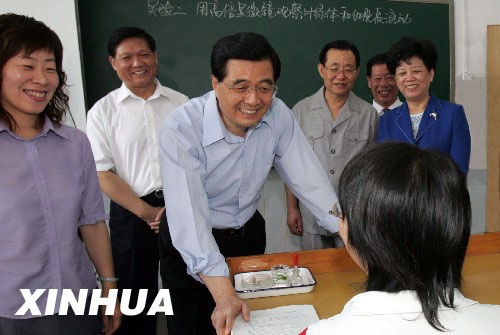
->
<box><xmin>147</xmin><ymin>0</ymin><xmax>187</xmax><ymax>16</ymax></box>
<box><xmin>147</xmin><ymin>0</ymin><xmax>412</xmax><ymax>25</ymax></box>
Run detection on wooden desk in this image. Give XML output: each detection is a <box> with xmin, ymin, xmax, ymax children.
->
<box><xmin>226</xmin><ymin>233</ymin><xmax>500</xmax><ymax>319</ymax></box>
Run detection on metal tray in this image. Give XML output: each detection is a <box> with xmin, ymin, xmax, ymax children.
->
<box><xmin>234</xmin><ymin>267</ymin><xmax>316</xmax><ymax>299</ymax></box>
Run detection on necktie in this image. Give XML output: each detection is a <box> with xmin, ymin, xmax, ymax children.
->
<box><xmin>381</xmin><ymin>108</ymin><xmax>390</xmax><ymax>115</ymax></box>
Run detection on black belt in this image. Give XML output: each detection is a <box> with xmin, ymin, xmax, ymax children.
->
<box><xmin>212</xmin><ymin>210</ymin><xmax>263</xmax><ymax>238</ymax></box>
<box><xmin>141</xmin><ymin>189</ymin><xmax>164</xmax><ymax>207</ymax></box>
<box><xmin>153</xmin><ymin>189</ymin><xmax>164</xmax><ymax>198</ymax></box>
<box><xmin>213</xmin><ymin>224</ymin><xmax>246</xmax><ymax>237</ymax></box>
<box><xmin>141</xmin><ymin>189</ymin><xmax>163</xmax><ymax>199</ymax></box>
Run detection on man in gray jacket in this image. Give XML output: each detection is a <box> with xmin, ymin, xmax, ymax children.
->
<box><xmin>285</xmin><ymin>40</ymin><xmax>378</xmax><ymax>250</ymax></box>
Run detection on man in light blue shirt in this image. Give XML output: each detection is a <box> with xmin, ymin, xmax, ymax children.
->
<box><xmin>158</xmin><ymin>32</ymin><xmax>339</xmax><ymax>335</ymax></box>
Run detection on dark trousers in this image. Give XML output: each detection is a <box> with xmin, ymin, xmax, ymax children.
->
<box><xmin>159</xmin><ymin>211</ymin><xmax>266</xmax><ymax>335</ymax></box>
<box><xmin>109</xmin><ymin>192</ymin><xmax>163</xmax><ymax>335</ymax></box>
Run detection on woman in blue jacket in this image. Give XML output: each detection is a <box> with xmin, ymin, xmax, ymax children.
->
<box><xmin>378</xmin><ymin>37</ymin><xmax>471</xmax><ymax>174</ymax></box>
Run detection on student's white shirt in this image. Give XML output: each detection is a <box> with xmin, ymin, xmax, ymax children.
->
<box><xmin>372</xmin><ymin>97</ymin><xmax>402</xmax><ymax>115</ymax></box>
<box><xmin>86</xmin><ymin>79</ymin><xmax>188</xmax><ymax>196</ymax></box>
<box><xmin>305</xmin><ymin>290</ymin><xmax>500</xmax><ymax>335</ymax></box>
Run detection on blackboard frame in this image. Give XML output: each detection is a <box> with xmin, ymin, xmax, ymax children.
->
<box><xmin>75</xmin><ymin>0</ymin><xmax>455</xmax><ymax>111</ymax></box>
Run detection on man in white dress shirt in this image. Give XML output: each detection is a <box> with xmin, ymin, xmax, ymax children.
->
<box><xmin>86</xmin><ymin>27</ymin><xmax>188</xmax><ymax>335</ymax></box>
<box><xmin>366</xmin><ymin>53</ymin><xmax>402</xmax><ymax>115</ymax></box>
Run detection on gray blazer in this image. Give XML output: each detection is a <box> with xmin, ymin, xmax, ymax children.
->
<box><xmin>292</xmin><ymin>87</ymin><xmax>378</xmax><ymax>234</ymax></box>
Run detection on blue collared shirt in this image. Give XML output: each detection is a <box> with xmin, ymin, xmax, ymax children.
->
<box><xmin>158</xmin><ymin>91</ymin><xmax>339</xmax><ymax>279</ymax></box>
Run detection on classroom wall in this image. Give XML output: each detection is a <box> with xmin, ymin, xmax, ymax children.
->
<box><xmin>1</xmin><ymin>0</ymin><xmax>497</xmax><ymax>245</ymax></box>
<box><xmin>454</xmin><ymin>0</ymin><xmax>499</xmax><ymax>170</ymax></box>
<box><xmin>453</xmin><ymin>0</ymin><xmax>499</xmax><ymax>234</ymax></box>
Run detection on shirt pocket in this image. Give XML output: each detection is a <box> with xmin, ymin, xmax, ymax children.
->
<box><xmin>344</xmin><ymin>130</ymin><xmax>369</xmax><ymax>143</ymax></box>
<box><xmin>344</xmin><ymin>131</ymin><xmax>370</xmax><ymax>153</ymax></box>
<box><xmin>304</xmin><ymin>127</ymin><xmax>324</xmax><ymax>153</ymax></box>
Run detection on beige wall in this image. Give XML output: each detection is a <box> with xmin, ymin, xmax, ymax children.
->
<box><xmin>454</xmin><ymin>0</ymin><xmax>500</xmax><ymax>169</ymax></box>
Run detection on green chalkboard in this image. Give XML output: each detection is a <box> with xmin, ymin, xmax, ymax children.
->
<box><xmin>77</xmin><ymin>0</ymin><xmax>452</xmax><ymax>110</ymax></box>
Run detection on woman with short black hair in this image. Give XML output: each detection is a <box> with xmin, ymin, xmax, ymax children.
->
<box><xmin>301</xmin><ymin>142</ymin><xmax>500</xmax><ymax>334</ymax></box>
<box><xmin>378</xmin><ymin>37</ymin><xmax>471</xmax><ymax>174</ymax></box>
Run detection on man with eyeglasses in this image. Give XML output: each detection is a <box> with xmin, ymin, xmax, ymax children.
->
<box><xmin>157</xmin><ymin>32</ymin><xmax>340</xmax><ymax>335</ymax></box>
<box><xmin>366</xmin><ymin>53</ymin><xmax>402</xmax><ymax>115</ymax></box>
<box><xmin>285</xmin><ymin>40</ymin><xmax>378</xmax><ymax>251</ymax></box>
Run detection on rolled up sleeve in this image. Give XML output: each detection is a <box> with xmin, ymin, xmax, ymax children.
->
<box><xmin>86</xmin><ymin>106</ymin><xmax>115</xmax><ymax>172</ymax></box>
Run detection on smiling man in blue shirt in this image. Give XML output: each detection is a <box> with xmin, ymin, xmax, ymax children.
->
<box><xmin>158</xmin><ymin>32</ymin><xmax>339</xmax><ymax>335</ymax></box>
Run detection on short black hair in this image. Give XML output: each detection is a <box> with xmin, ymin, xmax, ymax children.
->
<box><xmin>338</xmin><ymin>142</ymin><xmax>471</xmax><ymax>331</ymax></box>
<box><xmin>366</xmin><ymin>53</ymin><xmax>389</xmax><ymax>77</ymax></box>
<box><xmin>318</xmin><ymin>40</ymin><xmax>360</xmax><ymax>68</ymax></box>
<box><xmin>0</xmin><ymin>13</ymin><xmax>68</xmax><ymax>131</ymax></box>
<box><xmin>108</xmin><ymin>27</ymin><xmax>156</xmax><ymax>57</ymax></box>
<box><xmin>386</xmin><ymin>36</ymin><xmax>438</xmax><ymax>74</ymax></box>
<box><xmin>210</xmin><ymin>32</ymin><xmax>281</xmax><ymax>82</ymax></box>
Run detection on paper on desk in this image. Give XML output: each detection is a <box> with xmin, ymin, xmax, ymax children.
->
<box><xmin>231</xmin><ymin>305</ymin><xmax>319</xmax><ymax>335</ymax></box>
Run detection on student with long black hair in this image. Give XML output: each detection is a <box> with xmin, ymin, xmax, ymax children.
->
<box><xmin>302</xmin><ymin>142</ymin><xmax>500</xmax><ymax>334</ymax></box>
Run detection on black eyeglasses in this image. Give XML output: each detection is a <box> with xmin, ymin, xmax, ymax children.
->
<box><xmin>323</xmin><ymin>66</ymin><xmax>356</xmax><ymax>78</ymax></box>
<box><xmin>219</xmin><ymin>81</ymin><xmax>278</xmax><ymax>100</ymax></box>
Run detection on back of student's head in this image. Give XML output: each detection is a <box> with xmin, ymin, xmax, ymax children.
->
<box><xmin>210</xmin><ymin>32</ymin><xmax>281</xmax><ymax>82</ymax></box>
<box><xmin>338</xmin><ymin>142</ymin><xmax>471</xmax><ymax>330</ymax></box>
<box><xmin>0</xmin><ymin>13</ymin><xmax>67</xmax><ymax>130</ymax></box>
<box><xmin>107</xmin><ymin>27</ymin><xmax>156</xmax><ymax>57</ymax></box>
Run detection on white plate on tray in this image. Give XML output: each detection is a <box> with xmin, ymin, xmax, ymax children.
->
<box><xmin>234</xmin><ymin>267</ymin><xmax>316</xmax><ymax>299</ymax></box>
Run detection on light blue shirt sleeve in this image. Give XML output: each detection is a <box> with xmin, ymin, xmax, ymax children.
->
<box><xmin>158</xmin><ymin>101</ymin><xmax>228</xmax><ymax>281</ymax></box>
<box><xmin>274</xmin><ymin>111</ymin><xmax>339</xmax><ymax>234</ymax></box>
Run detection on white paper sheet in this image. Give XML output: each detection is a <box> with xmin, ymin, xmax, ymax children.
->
<box><xmin>231</xmin><ymin>305</ymin><xmax>319</xmax><ymax>335</ymax></box>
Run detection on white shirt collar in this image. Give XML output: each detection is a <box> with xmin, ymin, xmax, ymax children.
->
<box><xmin>372</xmin><ymin>97</ymin><xmax>402</xmax><ymax>115</ymax></box>
<box><xmin>116</xmin><ymin>78</ymin><xmax>169</xmax><ymax>103</ymax></box>
<box><xmin>342</xmin><ymin>290</ymin><xmax>477</xmax><ymax>316</ymax></box>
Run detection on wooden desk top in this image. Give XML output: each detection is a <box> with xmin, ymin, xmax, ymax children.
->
<box><xmin>227</xmin><ymin>233</ymin><xmax>500</xmax><ymax>319</ymax></box>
